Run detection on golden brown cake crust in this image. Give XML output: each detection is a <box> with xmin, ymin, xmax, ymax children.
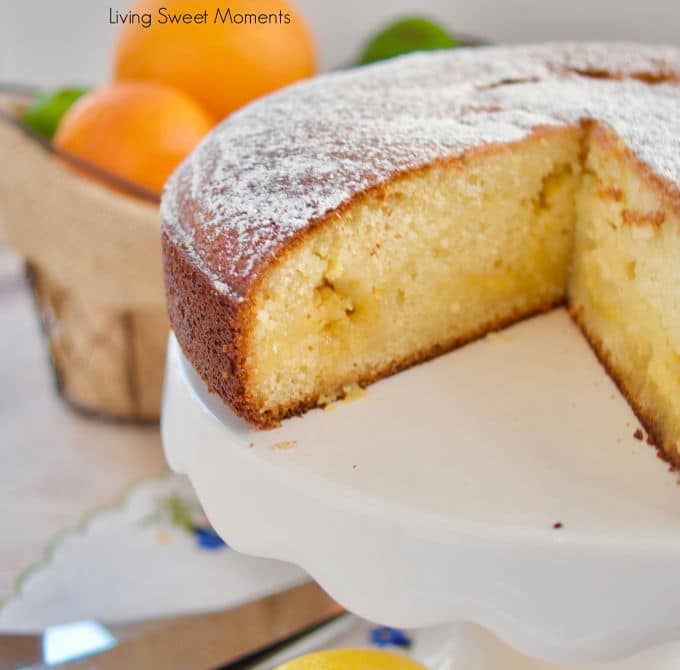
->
<box><xmin>589</xmin><ymin>123</ymin><xmax>680</xmax><ymax>221</ymax></box>
<box><xmin>162</xmin><ymin>231</ymin><xmax>256</xmax><ymax>423</ymax></box>
<box><xmin>570</xmin><ymin>306</ymin><xmax>679</xmax><ymax>471</ymax></box>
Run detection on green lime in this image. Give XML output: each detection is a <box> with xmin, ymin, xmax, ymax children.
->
<box><xmin>359</xmin><ymin>16</ymin><xmax>459</xmax><ymax>65</ymax></box>
<box><xmin>23</xmin><ymin>87</ymin><xmax>89</xmax><ymax>140</ymax></box>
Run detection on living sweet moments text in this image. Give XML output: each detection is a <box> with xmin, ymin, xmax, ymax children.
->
<box><xmin>109</xmin><ymin>6</ymin><xmax>293</xmax><ymax>28</ymax></box>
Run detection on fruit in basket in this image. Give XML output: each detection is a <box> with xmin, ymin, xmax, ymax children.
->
<box><xmin>53</xmin><ymin>81</ymin><xmax>214</xmax><ymax>195</ymax></box>
<box><xmin>23</xmin><ymin>88</ymin><xmax>89</xmax><ymax>140</ymax></box>
<box><xmin>274</xmin><ymin>648</ymin><xmax>428</xmax><ymax>670</ymax></box>
<box><xmin>359</xmin><ymin>17</ymin><xmax>458</xmax><ymax>65</ymax></box>
<box><xmin>112</xmin><ymin>0</ymin><xmax>316</xmax><ymax>120</ymax></box>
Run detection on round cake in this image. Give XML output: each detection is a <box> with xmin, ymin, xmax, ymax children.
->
<box><xmin>161</xmin><ymin>43</ymin><xmax>680</xmax><ymax>465</ymax></box>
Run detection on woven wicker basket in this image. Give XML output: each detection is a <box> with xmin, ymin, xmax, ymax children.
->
<box><xmin>0</xmin><ymin>91</ymin><xmax>168</xmax><ymax>421</ymax></box>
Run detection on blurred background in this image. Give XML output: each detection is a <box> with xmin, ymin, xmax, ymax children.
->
<box><xmin>2</xmin><ymin>0</ymin><xmax>680</xmax><ymax>86</ymax></box>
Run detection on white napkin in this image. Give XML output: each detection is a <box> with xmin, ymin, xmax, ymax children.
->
<box><xmin>0</xmin><ymin>473</ymin><xmax>306</xmax><ymax>632</ymax></box>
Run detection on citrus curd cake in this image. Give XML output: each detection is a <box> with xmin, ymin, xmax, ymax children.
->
<box><xmin>161</xmin><ymin>43</ymin><xmax>680</xmax><ymax>465</ymax></box>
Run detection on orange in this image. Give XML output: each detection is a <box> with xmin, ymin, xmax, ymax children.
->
<box><xmin>112</xmin><ymin>0</ymin><xmax>316</xmax><ymax>120</ymax></box>
<box><xmin>53</xmin><ymin>81</ymin><xmax>214</xmax><ymax>195</ymax></box>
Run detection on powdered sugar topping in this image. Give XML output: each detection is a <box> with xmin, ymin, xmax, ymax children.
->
<box><xmin>161</xmin><ymin>43</ymin><xmax>680</xmax><ymax>301</ymax></box>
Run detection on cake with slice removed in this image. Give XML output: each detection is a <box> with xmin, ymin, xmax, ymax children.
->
<box><xmin>161</xmin><ymin>43</ymin><xmax>680</xmax><ymax>466</ymax></box>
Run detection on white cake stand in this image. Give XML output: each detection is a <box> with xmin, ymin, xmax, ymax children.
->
<box><xmin>161</xmin><ymin>310</ymin><xmax>680</xmax><ymax>668</ymax></box>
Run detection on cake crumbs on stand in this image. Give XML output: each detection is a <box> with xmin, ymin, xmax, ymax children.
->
<box><xmin>273</xmin><ymin>440</ymin><xmax>297</xmax><ymax>451</ymax></box>
<box><xmin>319</xmin><ymin>384</ymin><xmax>366</xmax><ymax>412</ymax></box>
<box><xmin>342</xmin><ymin>383</ymin><xmax>366</xmax><ymax>403</ymax></box>
<box><xmin>485</xmin><ymin>330</ymin><xmax>511</xmax><ymax>345</ymax></box>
